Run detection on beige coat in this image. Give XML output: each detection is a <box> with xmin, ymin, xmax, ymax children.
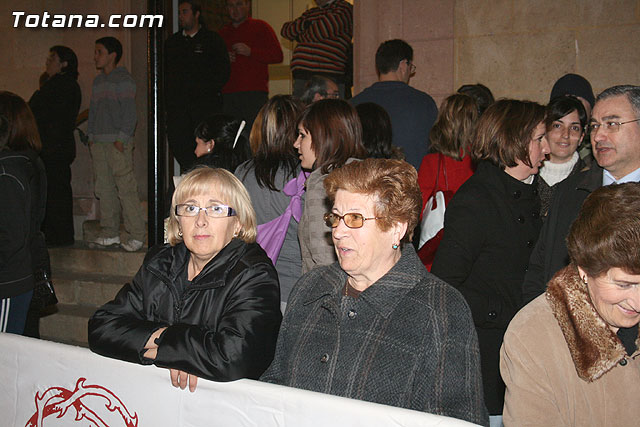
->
<box><xmin>500</xmin><ymin>265</ymin><xmax>640</xmax><ymax>427</ymax></box>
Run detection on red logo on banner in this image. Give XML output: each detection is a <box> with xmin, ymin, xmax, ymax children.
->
<box><xmin>25</xmin><ymin>377</ymin><xmax>138</xmax><ymax>427</ymax></box>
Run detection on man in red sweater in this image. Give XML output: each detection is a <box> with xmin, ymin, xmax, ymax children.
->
<box><xmin>220</xmin><ymin>0</ymin><xmax>283</xmax><ymax>132</ymax></box>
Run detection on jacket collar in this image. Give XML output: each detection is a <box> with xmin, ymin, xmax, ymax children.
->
<box><xmin>575</xmin><ymin>163</ymin><xmax>603</xmax><ymax>193</ymax></box>
<box><xmin>546</xmin><ymin>265</ymin><xmax>640</xmax><ymax>382</ymax></box>
<box><xmin>475</xmin><ymin>161</ymin><xmax>539</xmax><ymax>196</ymax></box>
<box><xmin>302</xmin><ymin>245</ymin><xmax>428</xmax><ymax>318</ymax></box>
<box><xmin>147</xmin><ymin>238</ymin><xmax>247</xmax><ymax>289</ymax></box>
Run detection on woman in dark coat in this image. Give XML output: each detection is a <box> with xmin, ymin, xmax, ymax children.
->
<box><xmin>89</xmin><ymin>167</ymin><xmax>282</xmax><ymax>391</ymax></box>
<box><xmin>29</xmin><ymin>45</ymin><xmax>81</xmax><ymax>246</ymax></box>
<box><xmin>431</xmin><ymin>99</ymin><xmax>549</xmax><ymax>423</ymax></box>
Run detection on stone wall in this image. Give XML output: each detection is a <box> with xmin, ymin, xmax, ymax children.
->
<box><xmin>454</xmin><ymin>0</ymin><xmax>640</xmax><ymax>103</ymax></box>
<box><xmin>354</xmin><ymin>0</ymin><xmax>640</xmax><ymax>106</ymax></box>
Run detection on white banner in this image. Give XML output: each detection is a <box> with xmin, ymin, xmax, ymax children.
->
<box><xmin>0</xmin><ymin>333</ymin><xmax>479</xmax><ymax>427</ymax></box>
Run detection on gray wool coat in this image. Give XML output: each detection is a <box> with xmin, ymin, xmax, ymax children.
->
<box><xmin>261</xmin><ymin>246</ymin><xmax>489</xmax><ymax>426</ymax></box>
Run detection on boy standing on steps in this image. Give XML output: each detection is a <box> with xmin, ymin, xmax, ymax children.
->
<box><xmin>87</xmin><ymin>36</ymin><xmax>145</xmax><ymax>252</ymax></box>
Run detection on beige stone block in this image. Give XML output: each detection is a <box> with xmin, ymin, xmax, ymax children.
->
<box><xmin>378</xmin><ymin>0</ymin><xmax>403</xmax><ymax>40</ymax></box>
<box><xmin>54</xmin><ymin>279</ymin><xmax>78</xmax><ymax>305</ymax></box>
<box><xmin>577</xmin><ymin>0</ymin><xmax>639</xmax><ymax>27</ymax></box>
<box><xmin>77</xmin><ymin>280</ymin><xmax>124</xmax><ymax>306</ymax></box>
<box><xmin>40</xmin><ymin>304</ymin><xmax>94</xmax><ymax>346</ymax></box>
<box><xmin>412</xmin><ymin>39</ymin><xmax>454</xmax><ymax>97</ymax></box>
<box><xmin>455</xmin><ymin>0</ymin><xmax>513</xmax><ymax>37</ymax></box>
<box><xmin>513</xmin><ymin>0</ymin><xmax>640</xmax><ymax>31</ymax></box>
<box><xmin>577</xmin><ymin>25</ymin><xmax>640</xmax><ymax>94</ymax></box>
<box><xmin>512</xmin><ymin>0</ymin><xmax>581</xmax><ymax>31</ymax></box>
<box><xmin>455</xmin><ymin>32</ymin><xmax>577</xmax><ymax>103</ymax></box>
<box><xmin>402</xmin><ymin>0</ymin><xmax>453</xmax><ymax>41</ymax></box>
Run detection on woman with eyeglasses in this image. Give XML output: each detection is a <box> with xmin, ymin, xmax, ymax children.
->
<box><xmin>262</xmin><ymin>158</ymin><xmax>488</xmax><ymax>426</ymax></box>
<box><xmin>537</xmin><ymin>96</ymin><xmax>589</xmax><ymax>218</ymax></box>
<box><xmin>89</xmin><ymin>167</ymin><xmax>281</xmax><ymax>391</ymax></box>
<box><xmin>431</xmin><ymin>99</ymin><xmax>549</xmax><ymax>425</ymax></box>
<box><xmin>294</xmin><ymin>99</ymin><xmax>366</xmax><ymax>274</ymax></box>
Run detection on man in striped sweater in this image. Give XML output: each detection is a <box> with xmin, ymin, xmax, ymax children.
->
<box><xmin>281</xmin><ymin>0</ymin><xmax>352</xmax><ymax>99</ymax></box>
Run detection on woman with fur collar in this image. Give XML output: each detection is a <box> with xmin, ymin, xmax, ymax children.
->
<box><xmin>500</xmin><ymin>183</ymin><xmax>640</xmax><ymax>426</ymax></box>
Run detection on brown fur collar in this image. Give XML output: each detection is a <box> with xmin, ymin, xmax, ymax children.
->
<box><xmin>545</xmin><ymin>265</ymin><xmax>640</xmax><ymax>382</ymax></box>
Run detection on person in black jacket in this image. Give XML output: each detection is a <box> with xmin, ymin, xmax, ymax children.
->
<box><xmin>431</xmin><ymin>99</ymin><xmax>549</xmax><ymax>421</ymax></box>
<box><xmin>165</xmin><ymin>0</ymin><xmax>231</xmax><ymax>171</ymax></box>
<box><xmin>28</xmin><ymin>45</ymin><xmax>81</xmax><ymax>247</ymax></box>
<box><xmin>0</xmin><ymin>92</ymin><xmax>48</xmax><ymax>335</ymax></box>
<box><xmin>88</xmin><ymin>167</ymin><xmax>281</xmax><ymax>391</ymax></box>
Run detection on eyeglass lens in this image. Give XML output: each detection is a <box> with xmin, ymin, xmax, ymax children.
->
<box><xmin>176</xmin><ymin>204</ymin><xmax>233</xmax><ymax>217</ymax></box>
<box><xmin>324</xmin><ymin>213</ymin><xmax>365</xmax><ymax>229</ymax></box>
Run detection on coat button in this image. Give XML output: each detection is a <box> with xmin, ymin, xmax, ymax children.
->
<box><xmin>517</xmin><ymin>215</ymin><xmax>525</xmax><ymax>224</ymax></box>
<box><xmin>320</xmin><ymin>353</ymin><xmax>329</xmax><ymax>363</ymax></box>
<box><xmin>488</xmin><ymin>311</ymin><xmax>497</xmax><ymax>320</ymax></box>
<box><xmin>527</xmin><ymin>240</ymin><xmax>534</xmax><ymax>247</ymax></box>
<box><xmin>513</xmin><ymin>190</ymin><xmax>521</xmax><ymax>199</ymax></box>
<box><xmin>619</xmin><ymin>358</ymin><xmax>628</xmax><ymax>366</ymax></box>
<box><xmin>348</xmin><ymin>309</ymin><xmax>357</xmax><ymax>319</ymax></box>
<box><xmin>532</xmin><ymin>211</ymin><xmax>539</xmax><ymax>219</ymax></box>
<box><xmin>533</xmin><ymin>188</ymin><xmax>538</xmax><ymax>196</ymax></box>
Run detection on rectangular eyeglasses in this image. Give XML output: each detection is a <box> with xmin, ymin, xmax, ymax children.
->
<box><xmin>175</xmin><ymin>204</ymin><xmax>236</xmax><ymax>218</ymax></box>
<box><xmin>324</xmin><ymin>212</ymin><xmax>379</xmax><ymax>229</ymax></box>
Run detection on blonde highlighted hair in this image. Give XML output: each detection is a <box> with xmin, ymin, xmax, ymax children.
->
<box><xmin>167</xmin><ymin>167</ymin><xmax>257</xmax><ymax>245</ymax></box>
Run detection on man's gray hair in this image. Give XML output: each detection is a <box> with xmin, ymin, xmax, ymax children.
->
<box><xmin>596</xmin><ymin>85</ymin><xmax>640</xmax><ymax>116</ymax></box>
<box><xmin>300</xmin><ymin>75</ymin><xmax>335</xmax><ymax>105</ymax></box>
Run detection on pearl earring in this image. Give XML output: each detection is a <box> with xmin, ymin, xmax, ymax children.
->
<box><xmin>178</xmin><ymin>230</ymin><xmax>183</xmax><ymax>237</ymax></box>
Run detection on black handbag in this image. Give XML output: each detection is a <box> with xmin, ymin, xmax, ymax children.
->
<box><xmin>30</xmin><ymin>268</ymin><xmax>58</xmax><ymax>310</ymax></box>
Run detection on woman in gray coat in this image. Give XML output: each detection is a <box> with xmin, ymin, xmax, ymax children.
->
<box><xmin>262</xmin><ymin>159</ymin><xmax>488</xmax><ymax>426</ymax></box>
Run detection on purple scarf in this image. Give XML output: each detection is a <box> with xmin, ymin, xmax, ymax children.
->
<box><xmin>256</xmin><ymin>170</ymin><xmax>307</xmax><ymax>264</ymax></box>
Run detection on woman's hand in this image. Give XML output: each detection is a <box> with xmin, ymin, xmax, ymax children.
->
<box><xmin>170</xmin><ymin>369</ymin><xmax>199</xmax><ymax>392</ymax></box>
<box><xmin>143</xmin><ymin>327</ymin><xmax>167</xmax><ymax>360</ymax></box>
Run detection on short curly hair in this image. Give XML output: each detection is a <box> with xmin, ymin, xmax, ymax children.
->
<box><xmin>167</xmin><ymin>167</ymin><xmax>256</xmax><ymax>246</ymax></box>
<box><xmin>324</xmin><ymin>158</ymin><xmax>422</xmax><ymax>243</ymax></box>
<box><xmin>567</xmin><ymin>183</ymin><xmax>640</xmax><ymax>277</ymax></box>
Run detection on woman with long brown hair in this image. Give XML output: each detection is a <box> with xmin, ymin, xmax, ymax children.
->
<box><xmin>293</xmin><ymin>99</ymin><xmax>366</xmax><ymax>273</ymax></box>
<box><xmin>235</xmin><ymin>95</ymin><xmax>304</xmax><ymax>309</ymax></box>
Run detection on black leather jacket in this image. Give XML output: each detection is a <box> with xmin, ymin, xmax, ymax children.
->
<box><xmin>88</xmin><ymin>239</ymin><xmax>282</xmax><ymax>381</ymax></box>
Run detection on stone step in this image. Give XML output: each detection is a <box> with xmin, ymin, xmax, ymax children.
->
<box><xmin>40</xmin><ymin>304</ymin><xmax>96</xmax><ymax>347</ymax></box>
<box><xmin>54</xmin><ymin>271</ymin><xmax>130</xmax><ymax>306</ymax></box>
<box><xmin>49</xmin><ymin>243</ymin><xmax>147</xmax><ymax>276</ymax></box>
